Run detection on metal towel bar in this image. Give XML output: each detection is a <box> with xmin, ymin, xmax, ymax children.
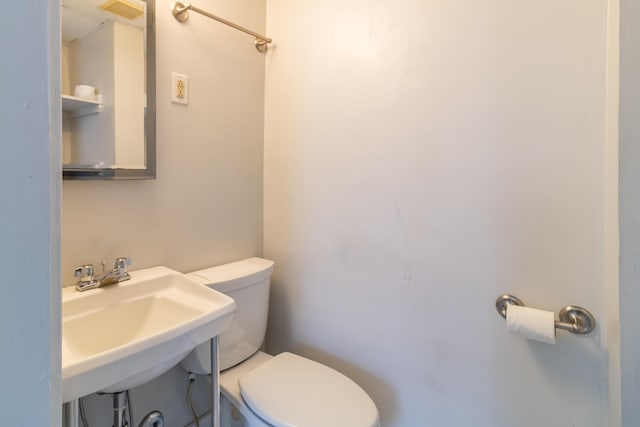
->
<box><xmin>495</xmin><ymin>294</ymin><xmax>596</xmax><ymax>335</ymax></box>
<box><xmin>171</xmin><ymin>2</ymin><xmax>272</xmax><ymax>53</ymax></box>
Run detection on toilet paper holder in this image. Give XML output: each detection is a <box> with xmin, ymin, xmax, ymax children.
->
<box><xmin>495</xmin><ymin>294</ymin><xmax>596</xmax><ymax>335</ymax></box>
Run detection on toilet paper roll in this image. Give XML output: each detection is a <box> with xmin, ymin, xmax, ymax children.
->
<box><xmin>74</xmin><ymin>85</ymin><xmax>96</xmax><ymax>100</ymax></box>
<box><xmin>506</xmin><ymin>304</ymin><xmax>556</xmax><ymax>344</ymax></box>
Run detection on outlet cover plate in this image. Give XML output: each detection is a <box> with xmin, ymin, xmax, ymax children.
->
<box><xmin>171</xmin><ymin>72</ymin><xmax>188</xmax><ymax>104</ymax></box>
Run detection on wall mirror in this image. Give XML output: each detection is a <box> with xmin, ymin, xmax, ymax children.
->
<box><xmin>61</xmin><ymin>0</ymin><xmax>155</xmax><ymax>180</ymax></box>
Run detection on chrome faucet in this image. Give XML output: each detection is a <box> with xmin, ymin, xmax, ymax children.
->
<box><xmin>74</xmin><ymin>257</ymin><xmax>132</xmax><ymax>291</ymax></box>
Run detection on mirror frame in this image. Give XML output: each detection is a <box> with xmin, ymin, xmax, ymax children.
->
<box><xmin>63</xmin><ymin>0</ymin><xmax>156</xmax><ymax>180</ymax></box>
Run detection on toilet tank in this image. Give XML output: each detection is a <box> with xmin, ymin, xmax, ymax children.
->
<box><xmin>181</xmin><ymin>257</ymin><xmax>275</xmax><ymax>373</ymax></box>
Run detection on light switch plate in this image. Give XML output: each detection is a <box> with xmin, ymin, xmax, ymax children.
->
<box><xmin>171</xmin><ymin>72</ymin><xmax>188</xmax><ymax>104</ymax></box>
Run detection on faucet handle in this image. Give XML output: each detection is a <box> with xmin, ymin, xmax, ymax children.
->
<box><xmin>74</xmin><ymin>264</ymin><xmax>94</xmax><ymax>280</ymax></box>
<box><xmin>113</xmin><ymin>257</ymin><xmax>132</xmax><ymax>283</ymax></box>
<box><xmin>74</xmin><ymin>264</ymin><xmax>98</xmax><ymax>291</ymax></box>
<box><xmin>115</xmin><ymin>257</ymin><xmax>132</xmax><ymax>270</ymax></box>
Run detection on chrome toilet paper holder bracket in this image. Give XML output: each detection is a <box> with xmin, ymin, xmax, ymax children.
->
<box><xmin>495</xmin><ymin>294</ymin><xmax>596</xmax><ymax>335</ymax></box>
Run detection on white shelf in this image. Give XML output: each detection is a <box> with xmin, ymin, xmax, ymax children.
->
<box><xmin>62</xmin><ymin>95</ymin><xmax>102</xmax><ymax>118</ymax></box>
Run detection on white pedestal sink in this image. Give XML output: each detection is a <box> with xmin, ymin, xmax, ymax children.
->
<box><xmin>62</xmin><ymin>266</ymin><xmax>236</xmax><ymax>403</ymax></box>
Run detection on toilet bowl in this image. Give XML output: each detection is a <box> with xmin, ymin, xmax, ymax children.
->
<box><xmin>180</xmin><ymin>257</ymin><xmax>379</xmax><ymax>427</ymax></box>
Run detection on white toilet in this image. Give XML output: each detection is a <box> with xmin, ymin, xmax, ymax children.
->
<box><xmin>181</xmin><ymin>257</ymin><xmax>380</xmax><ymax>427</ymax></box>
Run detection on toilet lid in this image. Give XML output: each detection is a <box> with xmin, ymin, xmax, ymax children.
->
<box><xmin>238</xmin><ymin>352</ymin><xmax>379</xmax><ymax>427</ymax></box>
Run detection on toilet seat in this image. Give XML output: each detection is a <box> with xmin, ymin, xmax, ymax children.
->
<box><xmin>239</xmin><ymin>352</ymin><xmax>379</xmax><ymax>427</ymax></box>
<box><xmin>220</xmin><ymin>351</ymin><xmax>273</xmax><ymax>426</ymax></box>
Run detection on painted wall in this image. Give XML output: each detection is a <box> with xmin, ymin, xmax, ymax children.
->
<box><xmin>263</xmin><ymin>1</ymin><xmax>617</xmax><ymax>426</ymax></box>
<box><xmin>605</xmin><ymin>1</ymin><xmax>621</xmax><ymax>424</ymax></box>
<box><xmin>0</xmin><ymin>0</ymin><xmax>61</xmax><ymax>425</ymax></box>
<box><xmin>619</xmin><ymin>0</ymin><xmax>640</xmax><ymax>425</ymax></box>
<box><xmin>63</xmin><ymin>0</ymin><xmax>266</xmax><ymax>424</ymax></box>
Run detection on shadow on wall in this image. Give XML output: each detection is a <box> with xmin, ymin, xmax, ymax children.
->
<box><xmin>264</xmin><ymin>275</ymin><xmax>397</xmax><ymax>422</ymax></box>
<box><xmin>295</xmin><ymin>344</ymin><xmax>397</xmax><ymax>425</ymax></box>
<box><xmin>265</xmin><ymin>274</ymin><xmax>398</xmax><ymax>425</ymax></box>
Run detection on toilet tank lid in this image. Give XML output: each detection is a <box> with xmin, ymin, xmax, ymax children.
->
<box><xmin>187</xmin><ymin>257</ymin><xmax>274</xmax><ymax>293</ymax></box>
<box><xmin>239</xmin><ymin>352</ymin><xmax>379</xmax><ymax>427</ymax></box>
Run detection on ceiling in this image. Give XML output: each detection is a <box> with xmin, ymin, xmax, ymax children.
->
<box><xmin>62</xmin><ymin>0</ymin><xmax>145</xmax><ymax>45</ymax></box>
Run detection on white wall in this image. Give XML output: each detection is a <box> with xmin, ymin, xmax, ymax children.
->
<box><xmin>605</xmin><ymin>0</ymin><xmax>621</xmax><ymax>424</ymax></box>
<box><xmin>0</xmin><ymin>0</ymin><xmax>61</xmax><ymax>425</ymax></box>
<box><xmin>63</xmin><ymin>0</ymin><xmax>266</xmax><ymax>424</ymax></box>
<box><xmin>618</xmin><ymin>0</ymin><xmax>640</xmax><ymax>425</ymax></box>
<box><xmin>264</xmin><ymin>1</ymin><xmax>617</xmax><ymax>426</ymax></box>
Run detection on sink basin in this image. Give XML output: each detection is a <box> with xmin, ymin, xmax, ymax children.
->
<box><xmin>62</xmin><ymin>266</ymin><xmax>236</xmax><ymax>403</ymax></box>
